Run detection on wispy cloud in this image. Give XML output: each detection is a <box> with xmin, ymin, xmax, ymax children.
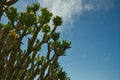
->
<box><xmin>38</xmin><ymin>0</ymin><xmax>114</xmax><ymax>32</ymax></box>
<box><xmin>13</xmin><ymin>0</ymin><xmax>115</xmax><ymax>32</ymax></box>
<box><xmin>83</xmin><ymin>0</ymin><xmax>114</xmax><ymax>11</ymax></box>
<box><xmin>39</xmin><ymin>0</ymin><xmax>83</xmax><ymax>21</ymax></box>
<box><xmin>38</xmin><ymin>0</ymin><xmax>83</xmax><ymax>32</ymax></box>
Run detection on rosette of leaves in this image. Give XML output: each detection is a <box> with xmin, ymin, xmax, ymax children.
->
<box><xmin>53</xmin><ymin>16</ymin><xmax>63</xmax><ymax>26</ymax></box>
<box><xmin>42</xmin><ymin>24</ymin><xmax>50</xmax><ymax>33</ymax></box>
<box><xmin>5</xmin><ymin>7</ymin><xmax>18</xmax><ymax>25</ymax></box>
<box><xmin>55</xmin><ymin>40</ymin><xmax>71</xmax><ymax>56</ymax></box>
<box><xmin>27</xmin><ymin>3</ymin><xmax>40</xmax><ymax>13</ymax></box>
<box><xmin>58</xmin><ymin>71</ymin><xmax>70</xmax><ymax>80</ymax></box>
<box><xmin>52</xmin><ymin>32</ymin><xmax>60</xmax><ymax>41</ymax></box>
<box><xmin>19</xmin><ymin>12</ymin><xmax>36</xmax><ymax>26</ymax></box>
<box><xmin>39</xmin><ymin>8</ymin><xmax>53</xmax><ymax>23</ymax></box>
<box><xmin>54</xmin><ymin>63</ymin><xmax>71</xmax><ymax>80</ymax></box>
<box><xmin>61</xmin><ymin>40</ymin><xmax>71</xmax><ymax>51</ymax></box>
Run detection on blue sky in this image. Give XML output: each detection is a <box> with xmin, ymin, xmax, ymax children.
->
<box><xmin>58</xmin><ymin>1</ymin><xmax>120</xmax><ymax>80</ymax></box>
<box><xmin>60</xmin><ymin>6</ymin><xmax>120</xmax><ymax>80</ymax></box>
<box><xmin>2</xmin><ymin>0</ymin><xmax>120</xmax><ymax>80</ymax></box>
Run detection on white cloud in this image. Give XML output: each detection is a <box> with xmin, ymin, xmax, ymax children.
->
<box><xmin>83</xmin><ymin>4</ymin><xmax>93</xmax><ymax>11</ymax></box>
<box><xmin>39</xmin><ymin>0</ymin><xmax>83</xmax><ymax>20</ymax></box>
<box><xmin>83</xmin><ymin>0</ymin><xmax>114</xmax><ymax>11</ymax></box>
<box><xmin>38</xmin><ymin>0</ymin><xmax>83</xmax><ymax>32</ymax></box>
<box><xmin>13</xmin><ymin>0</ymin><xmax>114</xmax><ymax>32</ymax></box>
<box><xmin>38</xmin><ymin>0</ymin><xmax>114</xmax><ymax>32</ymax></box>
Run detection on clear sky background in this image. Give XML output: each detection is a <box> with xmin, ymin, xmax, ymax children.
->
<box><xmin>3</xmin><ymin>0</ymin><xmax>120</xmax><ymax>80</ymax></box>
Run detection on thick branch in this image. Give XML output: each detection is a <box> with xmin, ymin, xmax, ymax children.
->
<box><xmin>0</xmin><ymin>0</ymin><xmax>18</xmax><ymax>19</ymax></box>
<box><xmin>0</xmin><ymin>0</ymin><xmax>18</xmax><ymax>6</ymax></box>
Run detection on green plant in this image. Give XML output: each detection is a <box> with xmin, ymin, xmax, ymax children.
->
<box><xmin>0</xmin><ymin>2</ymin><xmax>71</xmax><ymax>80</ymax></box>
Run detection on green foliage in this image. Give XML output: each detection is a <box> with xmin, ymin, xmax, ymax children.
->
<box><xmin>4</xmin><ymin>24</ymin><xmax>13</xmax><ymax>30</ymax></box>
<box><xmin>39</xmin><ymin>8</ymin><xmax>53</xmax><ymax>23</ymax></box>
<box><xmin>62</xmin><ymin>40</ymin><xmax>71</xmax><ymax>50</ymax></box>
<box><xmin>54</xmin><ymin>63</ymin><xmax>70</xmax><ymax>80</ymax></box>
<box><xmin>0</xmin><ymin>2</ymin><xmax>71</xmax><ymax>80</ymax></box>
<box><xmin>52</xmin><ymin>32</ymin><xmax>60</xmax><ymax>41</ymax></box>
<box><xmin>19</xmin><ymin>12</ymin><xmax>36</xmax><ymax>26</ymax></box>
<box><xmin>5</xmin><ymin>7</ymin><xmax>18</xmax><ymax>25</ymax></box>
<box><xmin>55</xmin><ymin>40</ymin><xmax>71</xmax><ymax>56</ymax></box>
<box><xmin>27</xmin><ymin>3</ymin><xmax>40</xmax><ymax>13</ymax></box>
<box><xmin>28</xmin><ymin>27</ymin><xmax>34</xmax><ymax>35</ymax></box>
<box><xmin>53</xmin><ymin>16</ymin><xmax>63</xmax><ymax>26</ymax></box>
<box><xmin>42</xmin><ymin>24</ymin><xmax>50</xmax><ymax>33</ymax></box>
